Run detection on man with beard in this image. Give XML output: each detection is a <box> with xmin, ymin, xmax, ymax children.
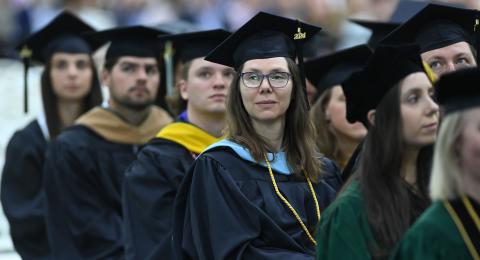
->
<box><xmin>42</xmin><ymin>26</ymin><xmax>172</xmax><ymax>259</ymax></box>
<box><xmin>122</xmin><ymin>29</ymin><xmax>234</xmax><ymax>260</ymax></box>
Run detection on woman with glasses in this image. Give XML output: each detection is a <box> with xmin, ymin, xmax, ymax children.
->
<box><xmin>316</xmin><ymin>44</ymin><xmax>439</xmax><ymax>259</ymax></box>
<box><xmin>171</xmin><ymin>12</ymin><xmax>339</xmax><ymax>259</ymax></box>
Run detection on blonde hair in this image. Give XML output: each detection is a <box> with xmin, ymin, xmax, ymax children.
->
<box><xmin>429</xmin><ymin>112</ymin><xmax>466</xmax><ymax>200</ymax></box>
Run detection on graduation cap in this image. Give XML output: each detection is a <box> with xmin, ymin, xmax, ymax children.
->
<box><xmin>16</xmin><ymin>10</ymin><xmax>98</xmax><ymax>113</ymax></box>
<box><xmin>205</xmin><ymin>11</ymin><xmax>321</xmax><ymax>105</ymax></box>
<box><xmin>304</xmin><ymin>44</ymin><xmax>372</xmax><ymax>97</ymax></box>
<box><xmin>381</xmin><ymin>3</ymin><xmax>480</xmax><ymax>62</ymax></box>
<box><xmin>435</xmin><ymin>68</ymin><xmax>480</xmax><ymax>115</ymax></box>
<box><xmin>351</xmin><ymin>0</ymin><xmax>430</xmax><ymax>48</ymax></box>
<box><xmin>157</xmin><ymin>29</ymin><xmax>230</xmax><ymax>63</ymax></box>
<box><xmin>343</xmin><ymin>44</ymin><xmax>425</xmax><ymax>126</ymax></box>
<box><xmin>84</xmin><ymin>25</ymin><xmax>169</xmax><ymax>61</ymax></box>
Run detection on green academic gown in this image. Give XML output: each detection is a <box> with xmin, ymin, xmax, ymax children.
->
<box><xmin>392</xmin><ymin>201</ymin><xmax>474</xmax><ymax>260</ymax></box>
<box><xmin>315</xmin><ymin>181</ymin><xmax>378</xmax><ymax>260</ymax></box>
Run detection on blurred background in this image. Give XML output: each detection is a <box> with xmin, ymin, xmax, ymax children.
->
<box><xmin>0</xmin><ymin>0</ymin><xmax>478</xmax><ymax>258</ymax></box>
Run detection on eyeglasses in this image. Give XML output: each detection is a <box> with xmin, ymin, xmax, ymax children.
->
<box><xmin>240</xmin><ymin>71</ymin><xmax>291</xmax><ymax>88</ymax></box>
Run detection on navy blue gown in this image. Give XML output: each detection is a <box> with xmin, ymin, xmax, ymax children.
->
<box><xmin>1</xmin><ymin>120</ymin><xmax>52</xmax><ymax>259</ymax></box>
<box><xmin>169</xmin><ymin>145</ymin><xmax>338</xmax><ymax>260</ymax></box>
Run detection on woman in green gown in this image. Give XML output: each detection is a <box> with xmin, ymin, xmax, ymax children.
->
<box><xmin>393</xmin><ymin>68</ymin><xmax>480</xmax><ymax>260</ymax></box>
<box><xmin>316</xmin><ymin>43</ymin><xmax>439</xmax><ymax>260</ymax></box>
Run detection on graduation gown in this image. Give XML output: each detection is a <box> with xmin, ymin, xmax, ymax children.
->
<box><xmin>123</xmin><ymin>122</ymin><xmax>221</xmax><ymax>260</ymax></box>
<box><xmin>170</xmin><ymin>141</ymin><xmax>338</xmax><ymax>260</ymax></box>
<box><xmin>1</xmin><ymin>119</ymin><xmax>52</xmax><ymax>259</ymax></box>
<box><xmin>43</xmin><ymin>106</ymin><xmax>171</xmax><ymax>260</ymax></box>
<box><xmin>315</xmin><ymin>181</ymin><xmax>376</xmax><ymax>260</ymax></box>
<box><xmin>392</xmin><ymin>199</ymin><xmax>479</xmax><ymax>260</ymax></box>
<box><xmin>316</xmin><ymin>180</ymin><xmax>430</xmax><ymax>260</ymax></box>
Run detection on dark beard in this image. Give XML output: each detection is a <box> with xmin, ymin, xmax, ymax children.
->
<box><xmin>110</xmin><ymin>95</ymin><xmax>154</xmax><ymax>111</ymax></box>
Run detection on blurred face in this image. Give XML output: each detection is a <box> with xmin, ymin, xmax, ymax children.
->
<box><xmin>50</xmin><ymin>53</ymin><xmax>93</xmax><ymax>101</ymax></box>
<box><xmin>326</xmin><ymin>85</ymin><xmax>367</xmax><ymax>141</ymax></box>
<box><xmin>103</xmin><ymin>56</ymin><xmax>159</xmax><ymax>110</ymax></box>
<box><xmin>421</xmin><ymin>41</ymin><xmax>477</xmax><ymax>76</ymax></box>
<box><xmin>180</xmin><ymin>58</ymin><xmax>235</xmax><ymax>115</ymax></box>
<box><xmin>400</xmin><ymin>72</ymin><xmax>439</xmax><ymax>148</ymax></box>
<box><xmin>240</xmin><ymin>57</ymin><xmax>293</xmax><ymax>125</ymax></box>
<box><xmin>457</xmin><ymin>108</ymin><xmax>480</xmax><ymax>179</ymax></box>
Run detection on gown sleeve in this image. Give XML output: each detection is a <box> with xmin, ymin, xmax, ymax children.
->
<box><xmin>123</xmin><ymin>140</ymin><xmax>192</xmax><ymax>260</ymax></box>
<box><xmin>43</xmin><ymin>138</ymin><xmax>123</xmax><ymax>260</ymax></box>
<box><xmin>171</xmin><ymin>154</ymin><xmax>315</xmax><ymax>260</ymax></box>
<box><xmin>0</xmin><ymin>127</ymin><xmax>51</xmax><ymax>258</ymax></box>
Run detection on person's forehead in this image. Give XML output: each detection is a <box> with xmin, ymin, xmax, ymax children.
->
<box><xmin>189</xmin><ymin>57</ymin><xmax>233</xmax><ymax>71</ymax></box>
<box><xmin>421</xmin><ymin>41</ymin><xmax>473</xmax><ymax>58</ymax></box>
<box><xmin>117</xmin><ymin>56</ymin><xmax>158</xmax><ymax>65</ymax></box>
<box><xmin>51</xmin><ymin>52</ymin><xmax>91</xmax><ymax>59</ymax></box>
<box><xmin>242</xmin><ymin>57</ymin><xmax>289</xmax><ymax>70</ymax></box>
<box><xmin>400</xmin><ymin>72</ymin><xmax>431</xmax><ymax>92</ymax></box>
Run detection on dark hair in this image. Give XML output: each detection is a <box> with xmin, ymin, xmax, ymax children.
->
<box><xmin>41</xmin><ymin>55</ymin><xmax>103</xmax><ymax>138</ymax></box>
<box><xmin>356</xmin><ymin>84</ymin><xmax>431</xmax><ymax>258</ymax></box>
<box><xmin>225</xmin><ymin>58</ymin><xmax>321</xmax><ymax>181</ymax></box>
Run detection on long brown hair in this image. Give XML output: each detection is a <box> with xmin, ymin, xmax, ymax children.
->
<box><xmin>310</xmin><ymin>88</ymin><xmax>346</xmax><ymax>166</ymax></box>
<box><xmin>41</xmin><ymin>56</ymin><xmax>102</xmax><ymax>138</ymax></box>
<box><xmin>356</xmin><ymin>83</ymin><xmax>431</xmax><ymax>258</ymax></box>
<box><xmin>225</xmin><ymin>58</ymin><xmax>321</xmax><ymax>182</ymax></box>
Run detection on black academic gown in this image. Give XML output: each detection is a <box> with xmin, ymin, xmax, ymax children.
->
<box><xmin>43</xmin><ymin>106</ymin><xmax>171</xmax><ymax>260</ymax></box>
<box><xmin>123</xmin><ymin>138</ymin><xmax>195</xmax><ymax>260</ymax></box>
<box><xmin>169</xmin><ymin>146</ymin><xmax>338</xmax><ymax>260</ymax></box>
<box><xmin>1</xmin><ymin>120</ymin><xmax>52</xmax><ymax>259</ymax></box>
<box><xmin>43</xmin><ymin>125</ymin><xmax>138</xmax><ymax>259</ymax></box>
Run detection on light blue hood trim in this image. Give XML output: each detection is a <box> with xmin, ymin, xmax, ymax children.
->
<box><xmin>203</xmin><ymin>139</ymin><xmax>292</xmax><ymax>175</ymax></box>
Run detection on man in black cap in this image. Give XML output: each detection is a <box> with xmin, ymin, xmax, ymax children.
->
<box><xmin>42</xmin><ymin>25</ymin><xmax>172</xmax><ymax>259</ymax></box>
<box><xmin>382</xmin><ymin>3</ymin><xmax>480</xmax><ymax>76</ymax></box>
<box><xmin>122</xmin><ymin>29</ymin><xmax>234</xmax><ymax>260</ymax></box>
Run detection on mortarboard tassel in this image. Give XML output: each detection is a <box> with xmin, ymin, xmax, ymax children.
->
<box><xmin>20</xmin><ymin>46</ymin><xmax>32</xmax><ymax>114</ymax></box>
<box><xmin>163</xmin><ymin>41</ymin><xmax>175</xmax><ymax>96</ymax></box>
<box><xmin>294</xmin><ymin>20</ymin><xmax>310</xmax><ymax>109</ymax></box>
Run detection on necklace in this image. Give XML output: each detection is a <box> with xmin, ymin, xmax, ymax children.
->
<box><xmin>263</xmin><ymin>153</ymin><xmax>320</xmax><ymax>245</ymax></box>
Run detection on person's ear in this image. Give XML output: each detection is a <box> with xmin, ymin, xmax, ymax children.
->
<box><xmin>367</xmin><ymin>109</ymin><xmax>376</xmax><ymax>126</ymax></box>
<box><xmin>178</xmin><ymin>79</ymin><xmax>188</xmax><ymax>101</ymax></box>
<box><xmin>101</xmin><ymin>69</ymin><xmax>110</xmax><ymax>86</ymax></box>
<box><xmin>325</xmin><ymin>112</ymin><xmax>331</xmax><ymax>123</ymax></box>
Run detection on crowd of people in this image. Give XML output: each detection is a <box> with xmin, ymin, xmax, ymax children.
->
<box><xmin>1</xmin><ymin>0</ymin><xmax>480</xmax><ymax>259</ymax></box>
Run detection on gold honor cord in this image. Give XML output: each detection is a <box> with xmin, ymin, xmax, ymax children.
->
<box><xmin>444</xmin><ymin>199</ymin><xmax>480</xmax><ymax>260</ymax></box>
<box><xmin>463</xmin><ymin>197</ymin><xmax>480</xmax><ymax>232</ymax></box>
<box><xmin>263</xmin><ymin>153</ymin><xmax>320</xmax><ymax>245</ymax></box>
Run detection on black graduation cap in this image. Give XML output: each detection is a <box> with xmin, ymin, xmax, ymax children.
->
<box><xmin>15</xmin><ymin>10</ymin><xmax>98</xmax><ymax>113</ymax></box>
<box><xmin>157</xmin><ymin>29</ymin><xmax>230</xmax><ymax>63</ymax></box>
<box><xmin>436</xmin><ymin>68</ymin><xmax>480</xmax><ymax>115</ymax></box>
<box><xmin>205</xmin><ymin>12</ymin><xmax>321</xmax><ymax>106</ymax></box>
<box><xmin>205</xmin><ymin>11</ymin><xmax>321</xmax><ymax>69</ymax></box>
<box><xmin>381</xmin><ymin>3</ymin><xmax>480</xmax><ymax>59</ymax></box>
<box><xmin>304</xmin><ymin>44</ymin><xmax>372</xmax><ymax>97</ymax></box>
<box><xmin>343</xmin><ymin>43</ymin><xmax>425</xmax><ymax>126</ymax></box>
<box><xmin>351</xmin><ymin>0</ymin><xmax>430</xmax><ymax>48</ymax></box>
<box><xmin>84</xmin><ymin>25</ymin><xmax>169</xmax><ymax>60</ymax></box>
